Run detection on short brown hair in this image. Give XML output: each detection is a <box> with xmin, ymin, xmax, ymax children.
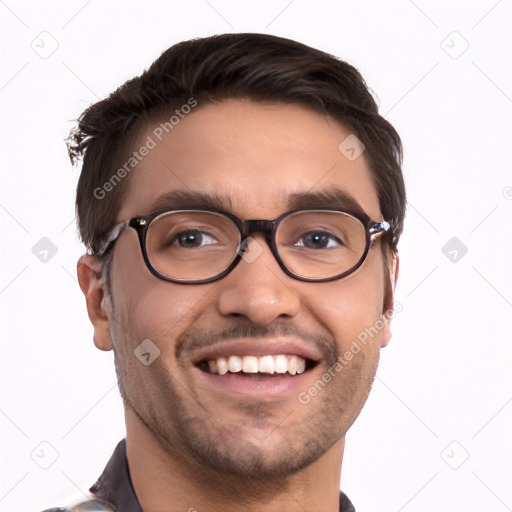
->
<box><xmin>67</xmin><ymin>33</ymin><xmax>405</xmax><ymax>255</ymax></box>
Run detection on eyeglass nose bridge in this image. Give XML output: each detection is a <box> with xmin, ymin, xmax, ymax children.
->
<box><xmin>239</xmin><ymin>219</ymin><xmax>281</xmax><ymax>257</ymax></box>
<box><xmin>235</xmin><ymin>218</ymin><xmax>290</xmax><ymax>276</ymax></box>
<box><xmin>242</xmin><ymin>219</ymin><xmax>276</xmax><ymax>238</ymax></box>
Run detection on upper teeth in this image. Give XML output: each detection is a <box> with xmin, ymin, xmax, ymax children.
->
<box><xmin>207</xmin><ymin>354</ymin><xmax>306</xmax><ymax>376</ymax></box>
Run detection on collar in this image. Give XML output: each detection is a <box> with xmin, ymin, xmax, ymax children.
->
<box><xmin>90</xmin><ymin>439</ymin><xmax>355</xmax><ymax>512</ymax></box>
<box><xmin>89</xmin><ymin>439</ymin><xmax>141</xmax><ymax>510</ymax></box>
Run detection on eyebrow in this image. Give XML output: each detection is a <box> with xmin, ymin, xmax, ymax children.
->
<box><xmin>145</xmin><ymin>187</ymin><xmax>367</xmax><ymax>217</ymax></box>
<box><xmin>286</xmin><ymin>188</ymin><xmax>366</xmax><ymax>214</ymax></box>
<box><xmin>148</xmin><ymin>189</ymin><xmax>233</xmax><ymax>213</ymax></box>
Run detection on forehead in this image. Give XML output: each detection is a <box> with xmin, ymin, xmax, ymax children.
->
<box><xmin>118</xmin><ymin>99</ymin><xmax>381</xmax><ymax>221</ymax></box>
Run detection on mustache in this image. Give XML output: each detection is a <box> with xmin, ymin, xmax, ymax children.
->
<box><xmin>175</xmin><ymin>322</ymin><xmax>338</xmax><ymax>363</ymax></box>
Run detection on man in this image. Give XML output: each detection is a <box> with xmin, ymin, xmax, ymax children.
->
<box><xmin>45</xmin><ymin>33</ymin><xmax>405</xmax><ymax>512</ymax></box>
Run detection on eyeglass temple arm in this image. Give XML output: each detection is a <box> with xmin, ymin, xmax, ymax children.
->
<box><xmin>97</xmin><ymin>220</ymin><xmax>131</xmax><ymax>256</ymax></box>
<box><xmin>369</xmin><ymin>220</ymin><xmax>391</xmax><ymax>236</ymax></box>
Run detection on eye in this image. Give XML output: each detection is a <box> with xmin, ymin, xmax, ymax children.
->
<box><xmin>172</xmin><ymin>230</ymin><xmax>217</xmax><ymax>249</ymax></box>
<box><xmin>295</xmin><ymin>231</ymin><xmax>343</xmax><ymax>249</ymax></box>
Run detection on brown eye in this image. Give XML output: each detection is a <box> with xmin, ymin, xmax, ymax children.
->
<box><xmin>295</xmin><ymin>231</ymin><xmax>343</xmax><ymax>249</ymax></box>
<box><xmin>165</xmin><ymin>230</ymin><xmax>217</xmax><ymax>249</ymax></box>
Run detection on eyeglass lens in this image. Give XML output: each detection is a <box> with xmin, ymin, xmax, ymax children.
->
<box><xmin>145</xmin><ymin>210</ymin><xmax>367</xmax><ymax>281</ymax></box>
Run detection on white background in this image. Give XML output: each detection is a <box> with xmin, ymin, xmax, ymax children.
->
<box><xmin>1</xmin><ymin>1</ymin><xmax>511</xmax><ymax>511</ymax></box>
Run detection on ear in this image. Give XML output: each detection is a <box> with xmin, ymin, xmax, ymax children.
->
<box><xmin>77</xmin><ymin>255</ymin><xmax>114</xmax><ymax>351</ymax></box>
<box><xmin>380</xmin><ymin>250</ymin><xmax>399</xmax><ymax>348</ymax></box>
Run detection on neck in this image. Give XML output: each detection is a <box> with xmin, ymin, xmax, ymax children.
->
<box><xmin>125</xmin><ymin>407</ymin><xmax>345</xmax><ymax>512</ymax></box>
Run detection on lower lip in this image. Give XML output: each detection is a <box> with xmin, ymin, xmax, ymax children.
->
<box><xmin>194</xmin><ymin>366</ymin><xmax>318</xmax><ymax>399</ymax></box>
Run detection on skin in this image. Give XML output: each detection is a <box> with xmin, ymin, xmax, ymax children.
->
<box><xmin>78</xmin><ymin>99</ymin><xmax>398</xmax><ymax>512</ymax></box>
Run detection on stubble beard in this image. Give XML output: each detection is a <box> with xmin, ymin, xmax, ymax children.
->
<box><xmin>113</xmin><ymin>333</ymin><xmax>379</xmax><ymax>499</ymax></box>
<box><xmin>106</xmin><ymin>285</ymin><xmax>380</xmax><ymax>499</ymax></box>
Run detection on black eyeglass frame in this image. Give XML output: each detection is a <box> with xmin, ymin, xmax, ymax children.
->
<box><xmin>97</xmin><ymin>207</ymin><xmax>391</xmax><ymax>284</ymax></box>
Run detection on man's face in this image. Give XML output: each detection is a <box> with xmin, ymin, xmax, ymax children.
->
<box><xmin>95</xmin><ymin>99</ymin><xmax>395</xmax><ymax>480</ymax></box>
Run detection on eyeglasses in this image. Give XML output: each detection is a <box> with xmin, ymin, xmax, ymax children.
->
<box><xmin>97</xmin><ymin>208</ymin><xmax>391</xmax><ymax>284</ymax></box>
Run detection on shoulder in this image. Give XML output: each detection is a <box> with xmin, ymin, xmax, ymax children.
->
<box><xmin>339</xmin><ymin>490</ymin><xmax>356</xmax><ymax>512</ymax></box>
<box><xmin>40</xmin><ymin>498</ymin><xmax>116</xmax><ymax>512</ymax></box>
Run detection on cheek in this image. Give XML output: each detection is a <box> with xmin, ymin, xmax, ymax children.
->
<box><xmin>307</xmin><ymin>254</ymin><xmax>386</xmax><ymax>351</ymax></box>
<box><xmin>111</xmin><ymin>233</ymin><xmax>215</xmax><ymax>348</ymax></box>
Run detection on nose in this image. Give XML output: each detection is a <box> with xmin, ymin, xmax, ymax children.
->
<box><xmin>216</xmin><ymin>236</ymin><xmax>302</xmax><ymax>325</ymax></box>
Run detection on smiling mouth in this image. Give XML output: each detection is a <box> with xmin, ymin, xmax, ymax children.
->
<box><xmin>196</xmin><ymin>354</ymin><xmax>319</xmax><ymax>378</ymax></box>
